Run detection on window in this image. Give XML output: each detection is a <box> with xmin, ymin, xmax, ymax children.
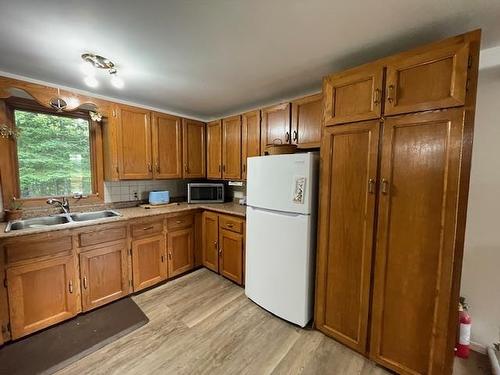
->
<box><xmin>14</xmin><ymin>109</ymin><xmax>93</xmax><ymax>198</ymax></box>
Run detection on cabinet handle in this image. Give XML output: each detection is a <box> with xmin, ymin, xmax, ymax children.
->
<box><xmin>373</xmin><ymin>88</ymin><xmax>381</xmax><ymax>105</ymax></box>
<box><xmin>368</xmin><ymin>178</ymin><xmax>376</xmax><ymax>194</ymax></box>
<box><xmin>242</xmin><ymin>163</ymin><xmax>246</xmax><ymax>173</ymax></box>
<box><xmin>213</xmin><ymin>240</ymin><xmax>218</xmax><ymax>248</ymax></box>
<box><xmin>285</xmin><ymin>132</ymin><xmax>290</xmax><ymax>142</ymax></box>
<box><xmin>381</xmin><ymin>178</ymin><xmax>390</xmax><ymax>194</ymax></box>
<box><xmin>83</xmin><ymin>277</ymin><xmax>88</xmax><ymax>289</ymax></box>
<box><xmin>143</xmin><ymin>226</ymin><xmax>154</xmax><ymax>231</ymax></box>
<box><xmin>387</xmin><ymin>85</ymin><xmax>395</xmax><ymax>104</ymax></box>
<box><xmin>222</xmin><ymin>165</ymin><xmax>226</xmax><ymax>172</ymax></box>
<box><xmin>115</xmin><ymin>165</ymin><xmax>119</xmax><ymax>174</ymax></box>
<box><xmin>155</xmin><ymin>163</ymin><xmax>160</xmax><ymax>172</ymax></box>
<box><xmin>184</xmin><ymin>165</ymin><xmax>188</xmax><ymax>173</ymax></box>
<box><xmin>219</xmin><ymin>248</ymin><xmax>222</xmax><ymax>256</ymax></box>
<box><xmin>161</xmin><ymin>255</ymin><xmax>165</xmax><ymax>263</ymax></box>
<box><xmin>148</xmin><ymin>163</ymin><xmax>152</xmax><ymax>172</ymax></box>
<box><xmin>226</xmin><ymin>223</ymin><xmax>234</xmax><ymax>228</ymax></box>
<box><xmin>168</xmin><ymin>252</ymin><xmax>172</xmax><ymax>260</ymax></box>
<box><xmin>68</xmin><ymin>280</ymin><xmax>74</xmax><ymax>294</ymax></box>
<box><xmin>176</xmin><ymin>220</ymin><xmax>183</xmax><ymax>224</ymax></box>
<box><xmin>218</xmin><ymin>165</ymin><xmax>221</xmax><ymax>172</ymax></box>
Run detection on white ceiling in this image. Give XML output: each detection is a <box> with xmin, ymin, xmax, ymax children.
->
<box><xmin>1</xmin><ymin>0</ymin><xmax>499</xmax><ymax>120</ymax></box>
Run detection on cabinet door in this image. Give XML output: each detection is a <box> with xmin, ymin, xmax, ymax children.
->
<box><xmin>222</xmin><ymin>115</ymin><xmax>242</xmax><ymax>180</ymax></box>
<box><xmin>323</xmin><ymin>63</ymin><xmax>384</xmax><ymax>126</ymax></box>
<box><xmin>370</xmin><ymin>109</ymin><xmax>465</xmax><ymax>374</ymax></box>
<box><xmin>384</xmin><ymin>42</ymin><xmax>469</xmax><ymax>116</ymax></box>
<box><xmin>261</xmin><ymin>103</ymin><xmax>291</xmax><ymax>153</ymax></box>
<box><xmin>152</xmin><ymin>112</ymin><xmax>183</xmax><ymax>179</ymax></box>
<box><xmin>167</xmin><ymin>227</ymin><xmax>194</xmax><ymax>278</ymax></box>
<box><xmin>7</xmin><ymin>255</ymin><xmax>79</xmax><ymax>339</ymax></box>
<box><xmin>206</xmin><ymin>120</ymin><xmax>222</xmax><ymax>179</ymax></box>
<box><xmin>182</xmin><ymin>119</ymin><xmax>206</xmax><ymax>178</ymax></box>
<box><xmin>219</xmin><ymin>229</ymin><xmax>243</xmax><ymax>285</ymax></box>
<box><xmin>241</xmin><ymin>110</ymin><xmax>261</xmax><ymax>180</ymax></box>
<box><xmin>132</xmin><ymin>235</ymin><xmax>167</xmax><ymax>292</ymax></box>
<box><xmin>80</xmin><ymin>242</ymin><xmax>129</xmax><ymax>312</ymax></box>
<box><xmin>291</xmin><ymin>93</ymin><xmax>322</xmax><ymax>148</ymax></box>
<box><xmin>202</xmin><ymin>211</ymin><xmax>219</xmax><ymax>272</ymax></box>
<box><xmin>117</xmin><ymin>106</ymin><xmax>152</xmax><ymax>179</ymax></box>
<box><xmin>315</xmin><ymin>121</ymin><xmax>379</xmax><ymax>354</ymax></box>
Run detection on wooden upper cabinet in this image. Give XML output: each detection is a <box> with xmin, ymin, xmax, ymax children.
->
<box><xmin>7</xmin><ymin>255</ymin><xmax>79</xmax><ymax>339</ymax></box>
<box><xmin>117</xmin><ymin>105</ymin><xmax>153</xmax><ymax>179</ymax></box>
<box><xmin>241</xmin><ymin>110</ymin><xmax>261</xmax><ymax>180</ymax></box>
<box><xmin>132</xmin><ymin>234</ymin><xmax>167</xmax><ymax>292</ymax></box>
<box><xmin>261</xmin><ymin>103</ymin><xmax>291</xmax><ymax>152</ymax></box>
<box><xmin>152</xmin><ymin>112</ymin><xmax>183</xmax><ymax>179</ymax></box>
<box><xmin>182</xmin><ymin>119</ymin><xmax>206</xmax><ymax>178</ymax></box>
<box><xmin>323</xmin><ymin>63</ymin><xmax>384</xmax><ymax>126</ymax></box>
<box><xmin>370</xmin><ymin>109</ymin><xmax>466</xmax><ymax>374</ymax></box>
<box><xmin>315</xmin><ymin>121</ymin><xmax>380</xmax><ymax>354</ymax></box>
<box><xmin>202</xmin><ymin>211</ymin><xmax>219</xmax><ymax>272</ymax></box>
<box><xmin>206</xmin><ymin>120</ymin><xmax>222</xmax><ymax>179</ymax></box>
<box><xmin>222</xmin><ymin>115</ymin><xmax>242</xmax><ymax>180</ymax></box>
<box><xmin>291</xmin><ymin>93</ymin><xmax>322</xmax><ymax>148</ymax></box>
<box><xmin>384</xmin><ymin>41</ymin><xmax>470</xmax><ymax>116</ymax></box>
<box><xmin>79</xmin><ymin>242</ymin><xmax>129</xmax><ymax>312</ymax></box>
<box><xmin>219</xmin><ymin>228</ymin><xmax>244</xmax><ymax>285</ymax></box>
<box><xmin>167</xmin><ymin>227</ymin><xmax>194</xmax><ymax>278</ymax></box>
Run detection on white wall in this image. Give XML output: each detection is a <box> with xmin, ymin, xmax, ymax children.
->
<box><xmin>461</xmin><ymin>63</ymin><xmax>500</xmax><ymax>350</ymax></box>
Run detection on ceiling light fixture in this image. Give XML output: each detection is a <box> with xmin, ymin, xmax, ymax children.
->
<box><xmin>80</xmin><ymin>53</ymin><xmax>124</xmax><ymax>89</ymax></box>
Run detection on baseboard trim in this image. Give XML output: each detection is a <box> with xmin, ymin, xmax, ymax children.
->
<box><xmin>470</xmin><ymin>341</ymin><xmax>487</xmax><ymax>354</ymax></box>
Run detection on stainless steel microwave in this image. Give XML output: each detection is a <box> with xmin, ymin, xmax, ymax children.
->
<box><xmin>187</xmin><ymin>183</ymin><xmax>224</xmax><ymax>203</ymax></box>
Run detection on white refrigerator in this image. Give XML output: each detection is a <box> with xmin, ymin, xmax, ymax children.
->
<box><xmin>245</xmin><ymin>152</ymin><xmax>319</xmax><ymax>327</ymax></box>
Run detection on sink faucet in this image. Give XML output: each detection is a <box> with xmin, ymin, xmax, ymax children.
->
<box><xmin>47</xmin><ymin>197</ymin><xmax>70</xmax><ymax>214</ymax></box>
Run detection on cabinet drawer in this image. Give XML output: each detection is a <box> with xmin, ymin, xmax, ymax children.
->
<box><xmin>3</xmin><ymin>233</ymin><xmax>73</xmax><ymax>266</ymax></box>
<box><xmin>131</xmin><ymin>219</ymin><xmax>164</xmax><ymax>238</ymax></box>
<box><xmin>167</xmin><ymin>214</ymin><xmax>193</xmax><ymax>231</ymax></box>
<box><xmin>219</xmin><ymin>215</ymin><xmax>244</xmax><ymax>234</ymax></box>
<box><xmin>79</xmin><ymin>225</ymin><xmax>127</xmax><ymax>248</ymax></box>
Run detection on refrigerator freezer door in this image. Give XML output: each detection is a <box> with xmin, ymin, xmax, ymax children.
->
<box><xmin>247</xmin><ymin>152</ymin><xmax>319</xmax><ymax>215</ymax></box>
<box><xmin>245</xmin><ymin>206</ymin><xmax>316</xmax><ymax>327</ymax></box>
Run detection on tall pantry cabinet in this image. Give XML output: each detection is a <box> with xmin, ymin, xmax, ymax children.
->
<box><xmin>315</xmin><ymin>30</ymin><xmax>480</xmax><ymax>375</ymax></box>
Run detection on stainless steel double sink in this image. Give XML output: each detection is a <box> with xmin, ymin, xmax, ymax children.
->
<box><xmin>5</xmin><ymin>210</ymin><xmax>121</xmax><ymax>232</ymax></box>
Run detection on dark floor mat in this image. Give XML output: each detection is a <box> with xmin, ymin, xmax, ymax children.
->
<box><xmin>0</xmin><ymin>297</ymin><xmax>149</xmax><ymax>375</ymax></box>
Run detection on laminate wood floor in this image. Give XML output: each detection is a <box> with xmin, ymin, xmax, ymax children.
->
<box><xmin>55</xmin><ymin>269</ymin><xmax>488</xmax><ymax>375</ymax></box>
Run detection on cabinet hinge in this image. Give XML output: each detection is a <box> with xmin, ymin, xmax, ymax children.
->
<box><xmin>466</xmin><ymin>78</ymin><xmax>471</xmax><ymax>91</ymax></box>
<box><xmin>468</xmin><ymin>55</ymin><xmax>473</xmax><ymax>68</ymax></box>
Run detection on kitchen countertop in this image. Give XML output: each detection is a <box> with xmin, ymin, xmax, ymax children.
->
<box><xmin>0</xmin><ymin>202</ymin><xmax>246</xmax><ymax>239</ymax></box>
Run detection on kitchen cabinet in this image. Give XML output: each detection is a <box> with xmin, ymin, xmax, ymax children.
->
<box><xmin>370</xmin><ymin>109</ymin><xmax>467</xmax><ymax>374</ymax></box>
<box><xmin>6</xmin><ymin>255</ymin><xmax>79</xmax><ymax>339</ymax></box>
<box><xmin>167</xmin><ymin>227</ymin><xmax>194</xmax><ymax>278</ymax></box>
<box><xmin>261</xmin><ymin>103</ymin><xmax>290</xmax><ymax>153</ymax></box>
<box><xmin>131</xmin><ymin>234</ymin><xmax>167</xmax><ymax>292</ymax></box>
<box><xmin>218</xmin><ymin>228</ymin><xmax>243</xmax><ymax>285</ymax></box>
<box><xmin>315</xmin><ymin>121</ymin><xmax>380</xmax><ymax>353</ymax></box>
<box><xmin>222</xmin><ymin>115</ymin><xmax>242</xmax><ymax>180</ymax></box>
<box><xmin>79</xmin><ymin>242</ymin><xmax>129</xmax><ymax>312</ymax></box>
<box><xmin>384</xmin><ymin>41</ymin><xmax>469</xmax><ymax>116</ymax></box>
<box><xmin>323</xmin><ymin>63</ymin><xmax>384</xmax><ymax>126</ymax></box>
<box><xmin>182</xmin><ymin>118</ymin><xmax>206</xmax><ymax>178</ymax></box>
<box><xmin>201</xmin><ymin>211</ymin><xmax>219</xmax><ymax>272</ymax></box>
<box><xmin>206</xmin><ymin>120</ymin><xmax>222</xmax><ymax>179</ymax></box>
<box><xmin>291</xmin><ymin>93</ymin><xmax>322</xmax><ymax>148</ymax></box>
<box><xmin>241</xmin><ymin>110</ymin><xmax>261</xmax><ymax>180</ymax></box>
<box><xmin>117</xmin><ymin>105</ymin><xmax>153</xmax><ymax>179</ymax></box>
<box><xmin>152</xmin><ymin>112</ymin><xmax>183</xmax><ymax>179</ymax></box>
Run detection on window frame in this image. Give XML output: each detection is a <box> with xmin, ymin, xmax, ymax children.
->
<box><xmin>2</xmin><ymin>97</ymin><xmax>104</xmax><ymax>209</ymax></box>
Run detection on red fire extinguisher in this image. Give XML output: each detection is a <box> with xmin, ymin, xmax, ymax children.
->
<box><xmin>456</xmin><ymin>296</ymin><xmax>471</xmax><ymax>358</ymax></box>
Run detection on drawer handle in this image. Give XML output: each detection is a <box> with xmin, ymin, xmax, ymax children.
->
<box><xmin>226</xmin><ymin>223</ymin><xmax>234</xmax><ymax>228</ymax></box>
<box><xmin>83</xmin><ymin>276</ymin><xmax>88</xmax><ymax>290</ymax></box>
<box><xmin>161</xmin><ymin>255</ymin><xmax>165</xmax><ymax>263</ymax></box>
<box><xmin>143</xmin><ymin>226</ymin><xmax>154</xmax><ymax>231</ymax></box>
<box><xmin>168</xmin><ymin>252</ymin><xmax>172</xmax><ymax>260</ymax></box>
<box><xmin>175</xmin><ymin>220</ymin><xmax>183</xmax><ymax>224</ymax></box>
<box><xmin>68</xmin><ymin>280</ymin><xmax>74</xmax><ymax>294</ymax></box>
<box><xmin>381</xmin><ymin>178</ymin><xmax>390</xmax><ymax>194</ymax></box>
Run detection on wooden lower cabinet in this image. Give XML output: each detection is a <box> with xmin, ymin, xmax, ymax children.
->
<box><xmin>167</xmin><ymin>227</ymin><xmax>194</xmax><ymax>278</ymax></box>
<box><xmin>6</xmin><ymin>255</ymin><xmax>79</xmax><ymax>339</ymax></box>
<box><xmin>218</xmin><ymin>229</ymin><xmax>243</xmax><ymax>285</ymax></box>
<box><xmin>79</xmin><ymin>242</ymin><xmax>129</xmax><ymax>312</ymax></box>
<box><xmin>315</xmin><ymin>121</ymin><xmax>380</xmax><ymax>353</ymax></box>
<box><xmin>132</xmin><ymin>235</ymin><xmax>167</xmax><ymax>292</ymax></box>
<box><xmin>202</xmin><ymin>211</ymin><xmax>219</xmax><ymax>272</ymax></box>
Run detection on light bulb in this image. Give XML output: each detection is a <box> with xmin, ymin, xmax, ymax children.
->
<box><xmin>84</xmin><ymin>75</ymin><xmax>99</xmax><ymax>88</ymax></box>
<box><xmin>110</xmin><ymin>73</ymin><xmax>124</xmax><ymax>89</ymax></box>
<box><xmin>81</xmin><ymin>60</ymin><xmax>96</xmax><ymax>76</ymax></box>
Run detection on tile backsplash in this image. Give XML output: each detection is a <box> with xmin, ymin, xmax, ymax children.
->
<box><xmin>104</xmin><ymin>180</ymin><xmax>189</xmax><ymax>203</ymax></box>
